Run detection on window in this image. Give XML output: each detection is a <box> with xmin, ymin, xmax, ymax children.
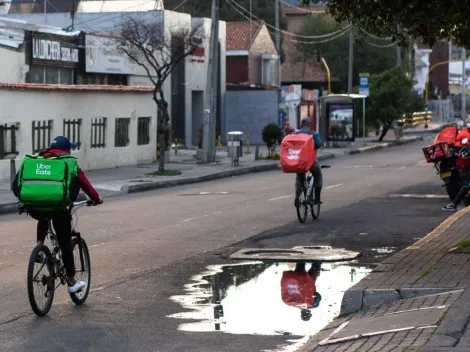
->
<box><xmin>0</xmin><ymin>123</ymin><xmax>19</xmax><ymax>159</ymax></box>
<box><xmin>63</xmin><ymin>119</ymin><xmax>82</xmax><ymax>150</ymax></box>
<box><xmin>32</xmin><ymin>120</ymin><xmax>53</xmax><ymax>153</ymax></box>
<box><xmin>76</xmin><ymin>73</ymin><xmax>128</xmax><ymax>86</ymax></box>
<box><xmin>115</xmin><ymin>118</ymin><xmax>130</xmax><ymax>147</ymax></box>
<box><xmin>137</xmin><ymin>117</ymin><xmax>151</xmax><ymax>145</ymax></box>
<box><xmin>91</xmin><ymin>118</ymin><xmax>107</xmax><ymax>149</ymax></box>
<box><xmin>27</xmin><ymin>66</ymin><xmax>74</xmax><ymax>85</ymax></box>
<box><xmin>261</xmin><ymin>55</ymin><xmax>277</xmax><ymax>85</ymax></box>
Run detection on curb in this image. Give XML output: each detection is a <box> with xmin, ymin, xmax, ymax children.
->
<box><xmin>339</xmin><ymin>206</ymin><xmax>470</xmax><ymax>316</ymax></box>
<box><xmin>347</xmin><ymin>136</ymin><xmax>424</xmax><ymax>155</ymax></box>
<box><xmin>122</xmin><ymin>153</ymin><xmax>336</xmax><ymax>194</ymax></box>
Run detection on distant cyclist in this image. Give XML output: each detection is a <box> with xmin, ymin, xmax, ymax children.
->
<box><xmin>293</xmin><ymin>117</ymin><xmax>323</xmax><ymax>207</ymax></box>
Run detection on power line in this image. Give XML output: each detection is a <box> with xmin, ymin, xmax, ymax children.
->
<box><xmin>226</xmin><ymin>0</ymin><xmax>349</xmax><ymax>39</ymax></box>
<box><xmin>361</xmin><ymin>38</ymin><xmax>397</xmax><ymax>48</ymax></box>
<box><xmin>359</xmin><ymin>28</ymin><xmax>393</xmax><ymax>41</ymax></box>
<box><xmin>279</xmin><ymin>0</ymin><xmax>326</xmax><ymax>13</ymax></box>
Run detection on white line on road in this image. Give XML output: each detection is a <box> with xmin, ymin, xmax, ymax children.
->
<box><xmin>267</xmin><ymin>184</ymin><xmax>343</xmax><ymax>202</ymax></box>
<box><xmin>181</xmin><ymin>211</ymin><xmax>222</xmax><ymax>222</ymax></box>
<box><xmin>89</xmin><ymin>242</ymin><xmax>108</xmax><ymax>248</ymax></box>
<box><xmin>268</xmin><ymin>195</ymin><xmax>291</xmax><ymax>202</ymax></box>
<box><xmin>397</xmin><ymin>166</ymin><xmax>406</xmax><ymax>170</ymax></box>
<box><xmin>325</xmin><ymin>183</ymin><xmax>343</xmax><ymax>189</ymax></box>
<box><xmin>388</xmin><ymin>194</ymin><xmax>448</xmax><ymax>199</ymax></box>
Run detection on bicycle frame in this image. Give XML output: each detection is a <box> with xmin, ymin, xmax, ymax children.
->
<box><xmin>45</xmin><ymin>200</ymin><xmax>89</xmax><ymax>285</ymax></box>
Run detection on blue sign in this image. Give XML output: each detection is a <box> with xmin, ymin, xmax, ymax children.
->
<box><xmin>358</xmin><ymin>73</ymin><xmax>369</xmax><ymax>97</ymax></box>
<box><xmin>279</xmin><ymin>108</ymin><xmax>286</xmax><ymax>128</ymax></box>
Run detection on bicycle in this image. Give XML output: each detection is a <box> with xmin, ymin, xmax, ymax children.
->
<box><xmin>25</xmin><ymin>199</ymin><xmax>94</xmax><ymax>316</ymax></box>
<box><xmin>296</xmin><ymin>165</ymin><xmax>331</xmax><ymax>223</ymax></box>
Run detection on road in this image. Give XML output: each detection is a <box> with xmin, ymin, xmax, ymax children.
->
<box><xmin>0</xmin><ymin>137</ymin><xmax>453</xmax><ymax>352</ymax></box>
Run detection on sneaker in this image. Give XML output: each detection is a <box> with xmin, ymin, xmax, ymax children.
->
<box><xmin>67</xmin><ymin>280</ymin><xmax>86</xmax><ymax>293</ymax></box>
<box><xmin>294</xmin><ymin>198</ymin><xmax>300</xmax><ymax>207</ymax></box>
<box><xmin>442</xmin><ymin>204</ymin><xmax>457</xmax><ymax>212</ymax></box>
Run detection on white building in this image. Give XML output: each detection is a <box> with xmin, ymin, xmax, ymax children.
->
<box><xmin>413</xmin><ymin>46</ymin><xmax>432</xmax><ymax>95</ymax></box>
<box><xmin>2</xmin><ymin>8</ymin><xmax>227</xmax><ymax>148</ymax></box>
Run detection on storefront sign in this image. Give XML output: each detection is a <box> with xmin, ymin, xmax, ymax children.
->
<box><xmin>85</xmin><ymin>34</ymin><xmax>136</xmax><ymax>75</ymax></box>
<box><xmin>28</xmin><ymin>32</ymin><xmax>79</xmax><ymax>68</ymax></box>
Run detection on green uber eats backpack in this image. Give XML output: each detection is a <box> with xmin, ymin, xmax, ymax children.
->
<box><xmin>16</xmin><ymin>153</ymin><xmax>80</xmax><ymax>212</ymax></box>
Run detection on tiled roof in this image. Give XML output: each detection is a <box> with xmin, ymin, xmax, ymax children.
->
<box><xmin>0</xmin><ymin>83</ymin><xmax>154</xmax><ymax>92</ymax></box>
<box><xmin>226</xmin><ymin>21</ymin><xmax>263</xmax><ymax>51</ymax></box>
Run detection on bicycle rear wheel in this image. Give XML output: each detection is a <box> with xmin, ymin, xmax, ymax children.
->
<box><xmin>296</xmin><ymin>189</ymin><xmax>308</xmax><ymax>223</ymax></box>
<box><xmin>27</xmin><ymin>245</ymin><xmax>55</xmax><ymax>316</ymax></box>
<box><xmin>69</xmin><ymin>237</ymin><xmax>91</xmax><ymax>305</ymax></box>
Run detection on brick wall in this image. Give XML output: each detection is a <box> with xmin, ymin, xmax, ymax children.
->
<box><xmin>429</xmin><ymin>41</ymin><xmax>450</xmax><ymax>98</ymax></box>
<box><xmin>224</xmin><ymin>89</ymin><xmax>278</xmax><ymax>144</ymax></box>
<box><xmin>249</xmin><ymin>25</ymin><xmax>278</xmax><ymax>84</ymax></box>
<box><xmin>282</xmin><ymin>8</ymin><xmax>326</xmax><ymax>83</ymax></box>
<box><xmin>226</xmin><ymin>56</ymin><xmax>249</xmax><ymax>84</ymax></box>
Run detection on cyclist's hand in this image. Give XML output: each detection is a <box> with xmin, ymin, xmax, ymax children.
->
<box><xmin>87</xmin><ymin>198</ymin><xmax>103</xmax><ymax>206</ymax></box>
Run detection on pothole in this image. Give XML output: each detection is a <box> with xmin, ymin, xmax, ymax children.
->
<box><xmin>168</xmin><ymin>261</ymin><xmax>373</xmax><ymax>350</ymax></box>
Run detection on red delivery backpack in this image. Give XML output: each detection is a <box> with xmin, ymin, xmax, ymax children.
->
<box><xmin>280</xmin><ymin>133</ymin><xmax>316</xmax><ymax>173</ymax></box>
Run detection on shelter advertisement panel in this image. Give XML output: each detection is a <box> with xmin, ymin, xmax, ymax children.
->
<box><xmin>326</xmin><ymin>103</ymin><xmax>355</xmax><ymax>142</ymax></box>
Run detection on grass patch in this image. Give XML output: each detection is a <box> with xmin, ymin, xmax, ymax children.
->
<box><xmin>418</xmin><ymin>266</ymin><xmax>434</xmax><ymax>280</ymax></box>
<box><xmin>259</xmin><ymin>153</ymin><xmax>280</xmax><ymax>160</ymax></box>
<box><xmin>145</xmin><ymin>169</ymin><xmax>182</xmax><ymax>176</ymax></box>
<box><xmin>449</xmin><ymin>239</ymin><xmax>470</xmax><ymax>252</ymax></box>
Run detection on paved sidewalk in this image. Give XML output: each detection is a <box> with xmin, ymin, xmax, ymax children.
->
<box><xmin>0</xmin><ymin>135</ymin><xmax>422</xmax><ymax>214</ymax></box>
<box><xmin>300</xmin><ymin>207</ymin><xmax>470</xmax><ymax>352</ymax></box>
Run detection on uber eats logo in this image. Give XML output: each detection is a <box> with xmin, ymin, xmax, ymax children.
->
<box><xmin>36</xmin><ymin>163</ymin><xmax>51</xmax><ymax>175</ymax></box>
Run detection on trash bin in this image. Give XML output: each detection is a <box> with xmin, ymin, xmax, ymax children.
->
<box><xmin>394</xmin><ymin>119</ymin><xmax>404</xmax><ymax>138</ymax></box>
<box><xmin>227</xmin><ymin>131</ymin><xmax>244</xmax><ymax>159</ymax></box>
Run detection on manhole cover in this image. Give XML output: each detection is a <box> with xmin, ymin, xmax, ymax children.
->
<box><xmin>230</xmin><ymin>247</ymin><xmax>361</xmax><ymax>263</ymax></box>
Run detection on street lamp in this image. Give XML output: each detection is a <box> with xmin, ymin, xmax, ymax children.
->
<box><xmin>321</xmin><ymin>57</ymin><xmax>332</xmax><ymax>94</ymax></box>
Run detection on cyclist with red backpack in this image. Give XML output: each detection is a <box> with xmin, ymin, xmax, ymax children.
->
<box><xmin>13</xmin><ymin>136</ymin><xmax>102</xmax><ymax>293</ymax></box>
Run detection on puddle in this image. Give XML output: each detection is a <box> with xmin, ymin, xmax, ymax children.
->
<box><xmin>168</xmin><ymin>261</ymin><xmax>373</xmax><ymax>350</ymax></box>
<box><xmin>371</xmin><ymin>247</ymin><xmax>396</xmax><ymax>254</ymax></box>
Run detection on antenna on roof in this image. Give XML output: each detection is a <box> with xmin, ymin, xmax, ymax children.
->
<box><xmin>69</xmin><ymin>0</ymin><xmax>77</xmax><ymax>31</ymax></box>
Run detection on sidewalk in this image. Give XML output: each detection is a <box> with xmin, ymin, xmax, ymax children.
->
<box><xmin>300</xmin><ymin>207</ymin><xmax>470</xmax><ymax>352</ymax></box>
<box><xmin>0</xmin><ymin>135</ymin><xmax>422</xmax><ymax>214</ymax></box>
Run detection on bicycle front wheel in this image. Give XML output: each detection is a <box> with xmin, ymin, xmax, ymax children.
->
<box><xmin>311</xmin><ymin>202</ymin><xmax>321</xmax><ymax>220</ymax></box>
<box><xmin>69</xmin><ymin>237</ymin><xmax>91</xmax><ymax>305</ymax></box>
<box><xmin>27</xmin><ymin>245</ymin><xmax>55</xmax><ymax>317</ymax></box>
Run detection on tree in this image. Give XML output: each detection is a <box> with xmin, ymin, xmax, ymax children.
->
<box><xmin>262</xmin><ymin>123</ymin><xmax>282</xmax><ymax>155</ymax></box>
<box><xmin>117</xmin><ymin>16</ymin><xmax>203</xmax><ymax>174</ymax></box>
<box><xmin>164</xmin><ymin>0</ymin><xmax>288</xmax><ymax>62</ymax></box>
<box><xmin>301</xmin><ymin>0</ymin><xmax>470</xmax><ymax>49</ymax></box>
<box><xmin>296</xmin><ymin>14</ymin><xmax>396</xmax><ymax>92</ymax></box>
<box><xmin>366</xmin><ymin>67</ymin><xmax>417</xmax><ymax>141</ymax></box>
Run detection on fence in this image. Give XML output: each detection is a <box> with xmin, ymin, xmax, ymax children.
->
<box><xmin>32</xmin><ymin>120</ymin><xmax>53</xmax><ymax>153</ymax></box>
<box><xmin>427</xmin><ymin>99</ymin><xmax>455</xmax><ymax>122</ymax></box>
<box><xmin>63</xmin><ymin>119</ymin><xmax>82</xmax><ymax>150</ymax></box>
<box><xmin>0</xmin><ymin>124</ymin><xmax>19</xmax><ymax>159</ymax></box>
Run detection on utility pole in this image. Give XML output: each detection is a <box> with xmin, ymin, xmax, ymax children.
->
<box><xmin>347</xmin><ymin>23</ymin><xmax>354</xmax><ymax>94</ymax></box>
<box><xmin>275</xmin><ymin>0</ymin><xmax>281</xmax><ymax>115</ymax></box>
<box><xmin>202</xmin><ymin>0</ymin><xmax>220</xmax><ymax>163</ymax></box>
<box><xmin>462</xmin><ymin>47</ymin><xmax>467</xmax><ymax>121</ymax></box>
<box><xmin>396</xmin><ymin>25</ymin><xmax>402</xmax><ymax>67</ymax></box>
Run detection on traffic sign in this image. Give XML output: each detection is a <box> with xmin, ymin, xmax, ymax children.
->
<box><xmin>285</xmin><ymin>92</ymin><xmax>300</xmax><ymax>109</ymax></box>
<box><xmin>359</xmin><ymin>73</ymin><xmax>369</xmax><ymax>97</ymax></box>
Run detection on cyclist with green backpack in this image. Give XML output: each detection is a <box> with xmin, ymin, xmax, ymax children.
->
<box><xmin>13</xmin><ymin>136</ymin><xmax>102</xmax><ymax>293</ymax></box>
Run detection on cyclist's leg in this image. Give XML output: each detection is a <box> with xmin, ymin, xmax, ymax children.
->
<box><xmin>295</xmin><ymin>173</ymin><xmax>306</xmax><ymax>206</ymax></box>
<box><xmin>37</xmin><ymin>218</ymin><xmax>48</xmax><ymax>245</ymax></box>
<box><xmin>52</xmin><ymin>213</ymin><xmax>85</xmax><ymax>292</ymax></box>
<box><xmin>311</xmin><ymin>161</ymin><xmax>323</xmax><ymax>204</ymax></box>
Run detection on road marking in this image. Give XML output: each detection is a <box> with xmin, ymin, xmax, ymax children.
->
<box><xmin>325</xmin><ymin>183</ymin><xmax>343</xmax><ymax>189</ymax></box>
<box><xmin>397</xmin><ymin>166</ymin><xmax>406</xmax><ymax>170</ymax></box>
<box><xmin>181</xmin><ymin>211</ymin><xmax>222</xmax><ymax>222</ymax></box>
<box><xmin>268</xmin><ymin>195</ymin><xmax>290</xmax><ymax>202</ymax></box>
<box><xmin>388</xmin><ymin>194</ymin><xmax>448</xmax><ymax>199</ymax></box>
<box><xmin>89</xmin><ymin>242</ymin><xmax>108</xmax><ymax>248</ymax></box>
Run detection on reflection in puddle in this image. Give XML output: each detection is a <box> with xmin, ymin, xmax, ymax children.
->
<box><xmin>168</xmin><ymin>261</ymin><xmax>373</xmax><ymax>350</ymax></box>
<box><xmin>371</xmin><ymin>247</ymin><xmax>396</xmax><ymax>254</ymax></box>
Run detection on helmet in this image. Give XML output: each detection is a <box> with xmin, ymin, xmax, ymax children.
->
<box><xmin>300</xmin><ymin>117</ymin><xmax>312</xmax><ymax>126</ymax></box>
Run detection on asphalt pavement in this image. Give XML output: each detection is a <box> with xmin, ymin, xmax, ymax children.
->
<box><xmin>0</xmin><ymin>135</ymin><xmax>454</xmax><ymax>352</ymax></box>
